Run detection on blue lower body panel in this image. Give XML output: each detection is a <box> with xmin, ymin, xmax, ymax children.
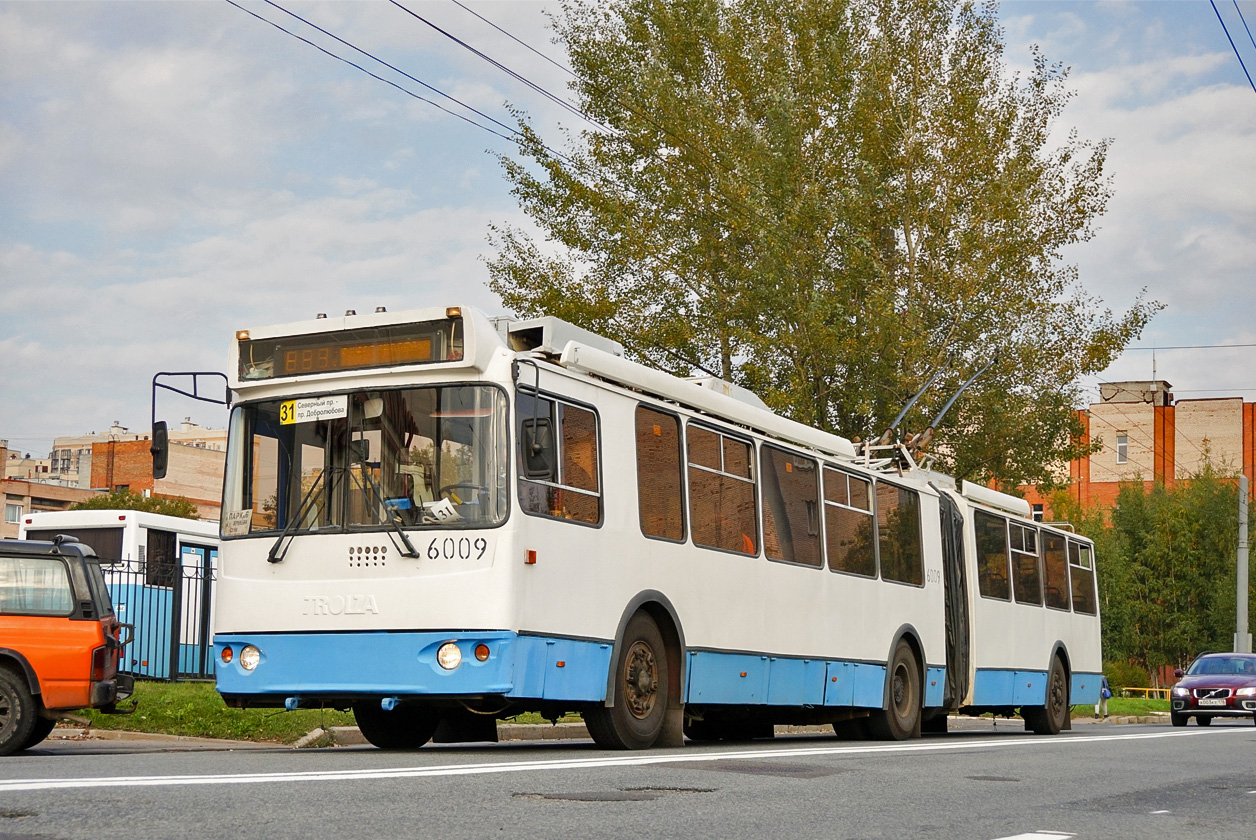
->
<box><xmin>973</xmin><ymin>669</ymin><xmax>1049</xmax><ymax>706</ymax></box>
<box><xmin>685</xmin><ymin>651</ymin><xmax>942</xmax><ymax>710</ymax></box>
<box><xmin>214</xmin><ymin>631</ymin><xmax>612</xmax><ymax>702</ymax></box>
<box><xmin>1071</xmin><ymin>672</ymin><xmax>1102</xmax><ymax>705</ymax></box>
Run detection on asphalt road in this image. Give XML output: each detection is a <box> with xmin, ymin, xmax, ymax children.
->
<box><xmin>2</xmin><ymin>720</ymin><xmax>1253</xmax><ymax>840</ymax></box>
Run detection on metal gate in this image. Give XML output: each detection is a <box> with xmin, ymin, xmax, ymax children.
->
<box><xmin>103</xmin><ymin>544</ymin><xmax>217</xmax><ymax>680</ymax></box>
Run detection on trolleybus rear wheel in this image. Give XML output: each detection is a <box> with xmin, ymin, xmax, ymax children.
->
<box><xmin>1025</xmin><ymin>656</ymin><xmax>1070</xmax><ymax>735</ymax></box>
<box><xmin>867</xmin><ymin>640</ymin><xmax>921</xmax><ymax>741</ymax></box>
<box><xmin>585</xmin><ymin>613</ymin><xmax>668</xmax><ymax>750</ymax></box>
<box><xmin>353</xmin><ymin>702</ymin><xmax>440</xmax><ymax>750</ymax></box>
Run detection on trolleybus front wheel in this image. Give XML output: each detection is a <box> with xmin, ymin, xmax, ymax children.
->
<box><xmin>353</xmin><ymin>702</ymin><xmax>440</xmax><ymax>750</ymax></box>
<box><xmin>585</xmin><ymin>613</ymin><xmax>668</xmax><ymax>750</ymax></box>
<box><xmin>867</xmin><ymin>639</ymin><xmax>921</xmax><ymax>741</ymax></box>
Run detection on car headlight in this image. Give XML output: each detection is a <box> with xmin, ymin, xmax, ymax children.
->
<box><xmin>239</xmin><ymin>645</ymin><xmax>261</xmax><ymax>671</ymax></box>
<box><xmin>1171</xmin><ymin>686</ymin><xmax>1189</xmax><ymax>697</ymax></box>
<box><xmin>437</xmin><ymin>642</ymin><xmax>462</xmax><ymax>670</ymax></box>
<box><xmin>1237</xmin><ymin>687</ymin><xmax>1256</xmax><ymax>697</ymax></box>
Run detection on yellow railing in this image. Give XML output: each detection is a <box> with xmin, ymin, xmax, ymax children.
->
<box><xmin>1118</xmin><ymin>687</ymin><xmax>1171</xmax><ymax>700</ymax></box>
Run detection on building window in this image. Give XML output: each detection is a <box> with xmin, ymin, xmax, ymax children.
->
<box><xmin>3</xmin><ymin>504</ymin><xmax>21</xmax><ymax>524</ymax></box>
<box><xmin>1031</xmin><ymin>503</ymin><xmax>1044</xmax><ymax>522</ymax></box>
<box><xmin>1115</xmin><ymin>433</ymin><xmax>1128</xmax><ymax>464</ymax></box>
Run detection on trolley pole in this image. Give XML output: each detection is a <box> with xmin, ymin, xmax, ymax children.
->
<box><xmin>1236</xmin><ymin>475</ymin><xmax>1251</xmax><ymax>654</ymax></box>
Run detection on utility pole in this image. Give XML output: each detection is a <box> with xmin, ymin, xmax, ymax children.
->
<box><xmin>1236</xmin><ymin>475</ymin><xmax>1251</xmax><ymax>654</ymax></box>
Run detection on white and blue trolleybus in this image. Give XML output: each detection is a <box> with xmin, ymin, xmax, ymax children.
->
<box><xmin>202</xmin><ymin>304</ymin><xmax>1101</xmax><ymax>749</ymax></box>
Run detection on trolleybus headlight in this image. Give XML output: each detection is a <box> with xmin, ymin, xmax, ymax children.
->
<box><xmin>220</xmin><ymin>646</ymin><xmax>233</xmax><ymax>664</ymax></box>
<box><xmin>240</xmin><ymin>645</ymin><xmax>262</xmax><ymax>671</ymax></box>
<box><xmin>437</xmin><ymin>643</ymin><xmax>462</xmax><ymax>670</ymax></box>
<box><xmin>474</xmin><ymin>644</ymin><xmax>490</xmax><ymax>662</ymax></box>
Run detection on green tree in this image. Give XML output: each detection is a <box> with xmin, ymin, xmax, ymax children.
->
<box><xmin>1055</xmin><ymin>462</ymin><xmax>1248</xmax><ymax>681</ymax></box>
<box><xmin>488</xmin><ymin>0</ymin><xmax>1158</xmax><ymax>488</ymax></box>
<box><xmin>71</xmin><ymin>489</ymin><xmax>200</xmax><ymax>520</ymax></box>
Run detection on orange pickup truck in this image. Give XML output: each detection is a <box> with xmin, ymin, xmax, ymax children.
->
<box><xmin>0</xmin><ymin>536</ymin><xmax>133</xmax><ymax>754</ymax></box>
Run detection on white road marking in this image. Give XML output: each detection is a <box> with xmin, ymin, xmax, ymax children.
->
<box><xmin>0</xmin><ymin>727</ymin><xmax>1234</xmax><ymax>793</ymax></box>
<box><xmin>1150</xmin><ymin>810</ymin><xmax>1171</xmax><ymax>814</ymax></box>
<box><xmin>990</xmin><ymin>833</ymin><xmax>1075</xmax><ymax>840</ymax></box>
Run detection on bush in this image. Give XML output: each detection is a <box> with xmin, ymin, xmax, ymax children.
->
<box><xmin>1104</xmin><ymin>660</ymin><xmax>1149</xmax><ymax>689</ymax></box>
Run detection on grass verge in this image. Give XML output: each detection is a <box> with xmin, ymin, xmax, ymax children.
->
<box><xmin>73</xmin><ymin>680</ymin><xmax>355</xmax><ymax>744</ymax></box>
<box><xmin>71</xmin><ymin>681</ymin><xmax>582</xmax><ymax>743</ymax></box>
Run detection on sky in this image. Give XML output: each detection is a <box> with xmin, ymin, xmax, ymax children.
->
<box><xmin>1</xmin><ymin>0</ymin><xmax>1254</xmax><ymax>460</ymax></box>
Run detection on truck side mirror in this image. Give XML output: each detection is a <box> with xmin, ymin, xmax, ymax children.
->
<box><xmin>151</xmin><ymin>421</ymin><xmax>169</xmax><ymax>479</ymax></box>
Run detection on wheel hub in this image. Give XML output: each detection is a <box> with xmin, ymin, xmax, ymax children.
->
<box><xmin>623</xmin><ymin>641</ymin><xmax>658</xmax><ymax>719</ymax></box>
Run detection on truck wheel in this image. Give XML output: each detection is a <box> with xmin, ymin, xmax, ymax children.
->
<box><xmin>0</xmin><ymin>669</ymin><xmax>38</xmax><ymax>757</ymax></box>
<box><xmin>21</xmin><ymin>716</ymin><xmax>57</xmax><ymax>751</ymax></box>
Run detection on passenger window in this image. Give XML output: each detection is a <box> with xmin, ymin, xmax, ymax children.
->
<box><xmin>0</xmin><ymin>556</ymin><xmax>75</xmax><ymax>616</ymax></box>
<box><xmin>635</xmin><ymin>406</ymin><xmax>685</xmax><ymax>541</ymax></box>
<box><xmin>975</xmin><ymin>510</ymin><xmax>1010</xmax><ymax>600</ymax></box>
<box><xmin>146</xmin><ymin>528</ymin><xmax>177</xmax><ymax>587</ymax></box>
<box><xmin>1011</xmin><ymin>523</ymin><xmax>1042</xmax><ymax>605</ymax></box>
<box><xmin>877</xmin><ymin>483</ymin><xmax>923</xmax><ymax>585</ymax></box>
<box><xmin>517</xmin><ymin>393</ymin><xmax>601</xmax><ymax>525</ymax></box>
<box><xmin>1041</xmin><ymin>531</ymin><xmax>1071</xmax><ymax>610</ymax></box>
<box><xmin>823</xmin><ymin>468</ymin><xmax>875</xmax><ymax>577</ymax></box>
<box><xmin>1069</xmin><ymin>541</ymin><xmax>1097</xmax><ymax>615</ymax></box>
<box><xmin>687</xmin><ymin>425</ymin><xmax>758</xmax><ymax>555</ymax></box>
<box><xmin>760</xmin><ymin>445</ymin><xmax>821</xmax><ymax>567</ymax></box>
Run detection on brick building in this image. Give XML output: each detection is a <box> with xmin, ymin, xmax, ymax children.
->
<box><xmin>90</xmin><ymin>439</ymin><xmax>224</xmax><ymax>521</ymax></box>
<box><xmin>1023</xmin><ymin>380</ymin><xmax>1256</xmax><ymax>518</ymax></box>
<box><xmin>50</xmin><ymin>419</ymin><xmax>226</xmax><ymax>489</ymax></box>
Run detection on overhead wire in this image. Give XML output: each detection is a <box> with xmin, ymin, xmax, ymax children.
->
<box><xmin>1211</xmin><ymin>0</ymin><xmax>1256</xmax><ymax>93</ymax></box>
<box><xmin>449</xmin><ymin>0</ymin><xmax>575</xmax><ymax>77</ymax></box>
<box><xmin>223</xmin><ymin>0</ymin><xmax>518</xmax><ymax>143</ymax></box>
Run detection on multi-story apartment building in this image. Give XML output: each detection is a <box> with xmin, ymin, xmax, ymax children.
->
<box><xmin>1024</xmin><ymin>380</ymin><xmax>1256</xmax><ymax>518</ymax></box>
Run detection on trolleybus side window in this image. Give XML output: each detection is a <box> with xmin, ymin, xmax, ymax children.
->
<box><xmin>876</xmin><ymin>482</ymin><xmax>924</xmax><ymax>586</ymax></box>
<box><xmin>1068</xmin><ymin>540</ymin><xmax>1097</xmax><ymax>615</ymax></box>
<box><xmin>823</xmin><ymin>467</ymin><xmax>876</xmax><ymax>577</ymax></box>
<box><xmin>760</xmin><ymin>444</ymin><xmax>821</xmax><ymax>568</ymax></box>
<box><xmin>517</xmin><ymin>393</ymin><xmax>602</xmax><ymax>525</ymax></box>
<box><xmin>1010</xmin><ymin>523</ymin><xmax>1042</xmax><ymax>606</ymax></box>
<box><xmin>1041</xmin><ymin>531</ymin><xmax>1071</xmax><ymax>610</ymax></box>
<box><xmin>687</xmin><ymin>424</ymin><xmax>758</xmax><ymax>555</ymax></box>
<box><xmin>635</xmin><ymin>406</ymin><xmax>685</xmax><ymax>542</ymax></box>
<box><xmin>974</xmin><ymin>510</ymin><xmax>1011</xmax><ymax>600</ymax></box>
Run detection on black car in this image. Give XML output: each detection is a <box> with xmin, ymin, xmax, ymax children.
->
<box><xmin>1170</xmin><ymin>653</ymin><xmax>1256</xmax><ymax>726</ymax></box>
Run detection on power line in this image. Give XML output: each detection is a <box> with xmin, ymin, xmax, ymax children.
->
<box><xmin>223</xmin><ymin>0</ymin><xmax>518</xmax><ymax>143</ymax></box>
<box><xmin>449</xmin><ymin>0</ymin><xmax>574</xmax><ymax>77</ymax></box>
<box><xmin>1124</xmin><ymin>342</ymin><xmax>1256</xmax><ymax>351</ymax></box>
<box><xmin>388</xmin><ymin>0</ymin><xmax>602</xmax><ymax>130</ymax></box>
<box><xmin>261</xmin><ymin>0</ymin><xmax>522</xmax><ymax>140</ymax></box>
<box><xmin>1211</xmin><ymin>0</ymin><xmax>1256</xmax><ymax>94</ymax></box>
<box><xmin>1234</xmin><ymin>0</ymin><xmax>1256</xmax><ymax>51</ymax></box>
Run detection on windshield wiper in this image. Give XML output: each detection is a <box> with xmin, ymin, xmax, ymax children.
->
<box><xmin>267</xmin><ymin>468</ymin><xmax>329</xmax><ymax>564</ymax></box>
<box><xmin>346</xmin><ymin>460</ymin><xmax>421</xmax><ymax>558</ymax></box>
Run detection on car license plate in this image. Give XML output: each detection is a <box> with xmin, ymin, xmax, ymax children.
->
<box><xmin>1199</xmin><ymin>698</ymin><xmax>1227</xmax><ymax>706</ymax></box>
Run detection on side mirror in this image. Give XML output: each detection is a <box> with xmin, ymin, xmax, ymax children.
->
<box><xmin>1173</xmin><ymin>668</ymin><xmax>1184</xmax><ymax>679</ymax></box>
<box><xmin>151</xmin><ymin>421</ymin><xmax>169</xmax><ymax>479</ymax></box>
<box><xmin>522</xmin><ymin>418</ymin><xmax>555</xmax><ymax>480</ymax></box>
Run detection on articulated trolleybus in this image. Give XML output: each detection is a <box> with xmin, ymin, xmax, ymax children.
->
<box><xmin>207</xmin><ymin>305</ymin><xmax>1101</xmax><ymax>749</ymax></box>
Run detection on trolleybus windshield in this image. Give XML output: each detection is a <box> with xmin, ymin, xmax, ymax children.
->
<box><xmin>221</xmin><ymin>385</ymin><xmax>508</xmax><ymax>538</ymax></box>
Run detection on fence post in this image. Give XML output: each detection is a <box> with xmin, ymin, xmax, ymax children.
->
<box><xmin>168</xmin><ymin>554</ymin><xmax>184</xmax><ymax>680</ymax></box>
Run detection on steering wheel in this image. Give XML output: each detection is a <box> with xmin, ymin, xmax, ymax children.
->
<box><xmin>439</xmin><ymin>483</ymin><xmax>489</xmax><ymax>503</ymax></box>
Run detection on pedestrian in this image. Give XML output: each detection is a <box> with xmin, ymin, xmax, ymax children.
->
<box><xmin>1095</xmin><ymin>675</ymin><xmax>1111</xmax><ymax>719</ymax></box>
